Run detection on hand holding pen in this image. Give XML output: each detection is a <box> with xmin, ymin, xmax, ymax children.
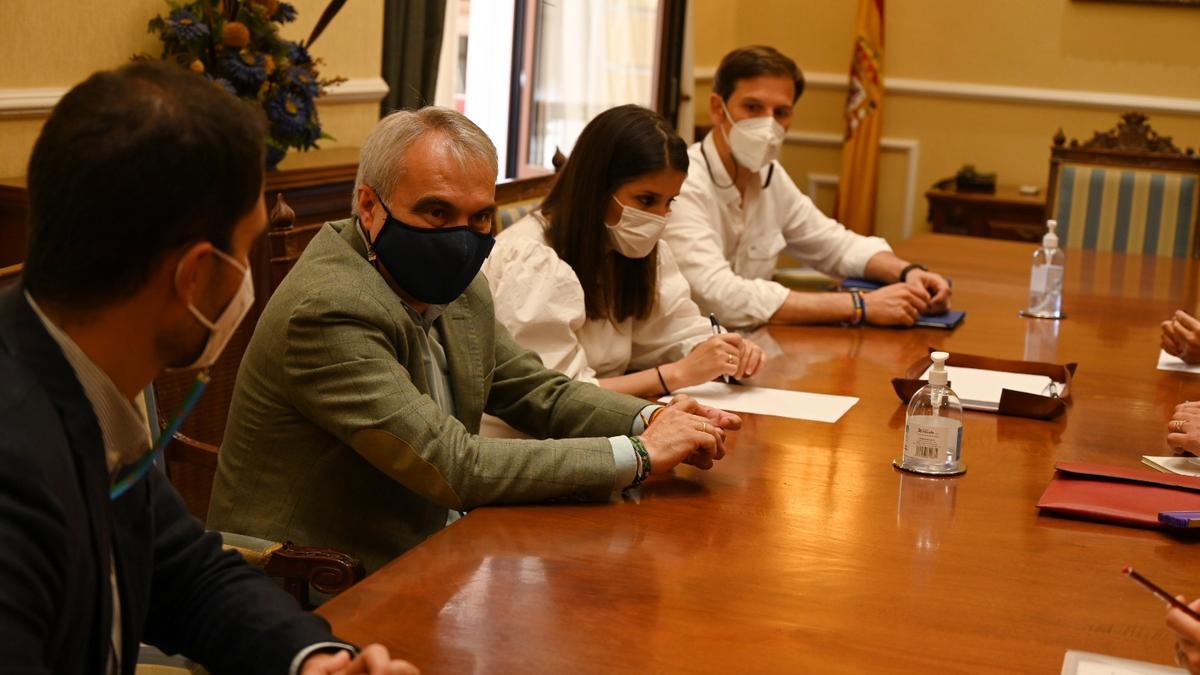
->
<box><xmin>1123</xmin><ymin>566</ymin><xmax>1200</xmax><ymax>672</ymax></box>
<box><xmin>660</xmin><ymin>316</ymin><xmax>765</xmax><ymax>390</ymax></box>
<box><xmin>710</xmin><ymin>314</ymin><xmax>733</xmax><ymax>384</ymax></box>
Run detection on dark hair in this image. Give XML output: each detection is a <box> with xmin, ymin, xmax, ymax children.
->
<box><xmin>713</xmin><ymin>45</ymin><xmax>805</xmax><ymax>103</ymax></box>
<box><xmin>542</xmin><ymin>105</ymin><xmax>688</xmax><ymax>323</ymax></box>
<box><xmin>23</xmin><ymin>60</ymin><xmax>266</xmax><ymax>307</ymax></box>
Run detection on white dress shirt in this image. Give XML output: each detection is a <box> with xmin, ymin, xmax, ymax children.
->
<box><xmin>661</xmin><ymin>132</ymin><xmax>893</xmax><ymax>328</ymax></box>
<box><xmin>483</xmin><ymin>212</ymin><xmax>711</xmax><ymax>383</ymax></box>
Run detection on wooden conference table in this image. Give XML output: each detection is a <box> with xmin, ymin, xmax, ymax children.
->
<box><xmin>319</xmin><ymin>233</ymin><xmax>1200</xmax><ymax>673</ymax></box>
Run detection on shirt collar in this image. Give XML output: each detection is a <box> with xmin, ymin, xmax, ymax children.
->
<box><xmin>24</xmin><ymin>291</ymin><xmax>150</xmax><ymax>473</ymax></box>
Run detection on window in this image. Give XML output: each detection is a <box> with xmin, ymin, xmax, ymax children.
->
<box><xmin>440</xmin><ymin>0</ymin><xmax>686</xmax><ymax>179</ymax></box>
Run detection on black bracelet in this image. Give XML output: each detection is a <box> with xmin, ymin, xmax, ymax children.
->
<box><xmin>655</xmin><ymin>366</ymin><xmax>671</xmax><ymax>396</ymax></box>
<box><xmin>629</xmin><ymin>436</ymin><xmax>651</xmax><ymax>487</ymax></box>
<box><xmin>899</xmin><ymin>263</ymin><xmax>928</xmax><ymax>283</ymax></box>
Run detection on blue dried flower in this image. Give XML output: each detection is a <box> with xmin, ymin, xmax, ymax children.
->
<box><xmin>266</xmin><ymin>91</ymin><xmax>311</xmax><ymax>137</ymax></box>
<box><xmin>168</xmin><ymin>9</ymin><xmax>210</xmax><ymax>43</ymax></box>
<box><xmin>274</xmin><ymin>2</ymin><xmax>298</xmax><ymax>23</ymax></box>
<box><xmin>288</xmin><ymin>67</ymin><xmax>320</xmax><ymax>98</ymax></box>
<box><xmin>287</xmin><ymin>42</ymin><xmax>312</xmax><ymax>67</ymax></box>
<box><xmin>223</xmin><ymin>48</ymin><xmax>267</xmax><ymax>90</ymax></box>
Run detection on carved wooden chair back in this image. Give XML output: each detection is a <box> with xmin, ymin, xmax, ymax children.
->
<box><xmin>1047</xmin><ymin>112</ymin><xmax>1200</xmax><ymax>258</ymax></box>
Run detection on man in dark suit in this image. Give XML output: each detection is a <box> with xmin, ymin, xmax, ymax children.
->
<box><xmin>0</xmin><ymin>61</ymin><xmax>416</xmax><ymax>673</ymax></box>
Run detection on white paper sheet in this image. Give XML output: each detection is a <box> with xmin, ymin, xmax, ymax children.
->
<box><xmin>1142</xmin><ymin>455</ymin><xmax>1200</xmax><ymax>477</ymax></box>
<box><xmin>659</xmin><ymin>382</ymin><xmax>858</xmax><ymax>423</ymax></box>
<box><xmin>1061</xmin><ymin>649</ymin><xmax>1185</xmax><ymax>675</ymax></box>
<box><xmin>1158</xmin><ymin>349</ymin><xmax>1200</xmax><ymax>374</ymax></box>
<box><xmin>920</xmin><ymin>364</ymin><xmax>1055</xmax><ymax>411</ymax></box>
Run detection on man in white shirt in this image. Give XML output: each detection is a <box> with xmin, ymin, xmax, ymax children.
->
<box><xmin>663</xmin><ymin>45</ymin><xmax>952</xmax><ymax>329</ymax></box>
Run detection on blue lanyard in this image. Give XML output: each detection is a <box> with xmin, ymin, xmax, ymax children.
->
<box><xmin>109</xmin><ymin>373</ymin><xmax>209</xmax><ymax>500</ymax></box>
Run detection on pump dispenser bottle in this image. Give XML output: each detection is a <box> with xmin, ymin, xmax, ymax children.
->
<box><xmin>1021</xmin><ymin>219</ymin><xmax>1066</xmax><ymax>319</ymax></box>
<box><xmin>896</xmin><ymin>352</ymin><xmax>965</xmax><ymax>475</ymax></box>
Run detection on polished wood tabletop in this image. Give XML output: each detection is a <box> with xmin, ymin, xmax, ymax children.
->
<box><xmin>319</xmin><ymin>233</ymin><xmax>1200</xmax><ymax>674</ymax></box>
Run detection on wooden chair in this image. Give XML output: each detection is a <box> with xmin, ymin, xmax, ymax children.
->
<box><xmin>1047</xmin><ymin>112</ymin><xmax>1200</xmax><ymax>258</ymax></box>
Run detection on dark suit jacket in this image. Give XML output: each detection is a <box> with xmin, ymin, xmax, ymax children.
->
<box><xmin>0</xmin><ymin>286</ymin><xmax>338</xmax><ymax>673</ymax></box>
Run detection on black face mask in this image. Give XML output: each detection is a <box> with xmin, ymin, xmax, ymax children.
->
<box><xmin>369</xmin><ymin>188</ymin><xmax>495</xmax><ymax>305</ymax></box>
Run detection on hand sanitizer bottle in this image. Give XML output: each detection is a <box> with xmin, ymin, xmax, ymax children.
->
<box><xmin>1022</xmin><ymin>219</ymin><xmax>1066</xmax><ymax>319</ymax></box>
<box><xmin>896</xmin><ymin>352</ymin><xmax>965</xmax><ymax>475</ymax></box>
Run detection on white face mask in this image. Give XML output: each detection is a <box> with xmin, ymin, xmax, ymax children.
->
<box><xmin>174</xmin><ymin>247</ymin><xmax>254</xmax><ymax>371</ymax></box>
<box><xmin>606</xmin><ymin>195</ymin><xmax>667</xmax><ymax>259</ymax></box>
<box><xmin>722</xmin><ymin>102</ymin><xmax>786</xmax><ymax>172</ymax></box>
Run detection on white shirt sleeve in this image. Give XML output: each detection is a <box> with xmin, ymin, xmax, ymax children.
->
<box><xmin>662</xmin><ymin>169</ymin><xmax>790</xmax><ymax>329</ymax></box>
<box><xmin>627</xmin><ymin>244</ymin><xmax>713</xmax><ymax>372</ymax></box>
<box><xmin>773</xmin><ymin>163</ymin><xmax>893</xmax><ymax>278</ymax></box>
<box><xmin>481</xmin><ymin>231</ymin><xmax>600</xmax><ymax>384</ymax></box>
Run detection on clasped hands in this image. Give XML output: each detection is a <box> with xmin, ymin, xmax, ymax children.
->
<box><xmin>639</xmin><ymin>394</ymin><xmax>741</xmax><ymax>473</ymax></box>
<box><xmin>861</xmin><ymin>269</ymin><xmax>952</xmax><ymax>326</ymax></box>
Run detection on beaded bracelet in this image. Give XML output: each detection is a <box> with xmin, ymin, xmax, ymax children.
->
<box><xmin>844</xmin><ymin>289</ymin><xmax>865</xmax><ymax>327</ymax></box>
<box><xmin>629</xmin><ymin>436</ymin><xmax>652</xmax><ymax>488</ymax></box>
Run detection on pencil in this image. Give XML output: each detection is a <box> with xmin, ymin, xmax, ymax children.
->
<box><xmin>1123</xmin><ymin>566</ymin><xmax>1200</xmax><ymax>621</ymax></box>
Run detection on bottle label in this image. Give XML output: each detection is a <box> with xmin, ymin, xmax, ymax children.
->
<box><xmin>903</xmin><ymin>421</ymin><xmax>962</xmax><ymax>463</ymax></box>
<box><xmin>1030</xmin><ymin>264</ymin><xmax>1063</xmax><ymax>293</ymax></box>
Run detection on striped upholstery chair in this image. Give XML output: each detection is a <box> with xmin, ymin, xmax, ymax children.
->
<box><xmin>1047</xmin><ymin>112</ymin><xmax>1200</xmax><ymax>258</ymax></box>
<box><xmin>492</xmin><ymin>173</ymin><xmax>557</xmax><ymax>234</ymax></box>
<box><xmin>492</xmin><ymin>148</ymin><xmax>565</xmax><ymax>233</ymax></box>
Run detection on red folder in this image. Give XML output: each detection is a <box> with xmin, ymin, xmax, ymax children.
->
<box><xmin>1036</xmin><ymin>461</ymin><xmax>1200</xmax><ymax>529</ymax></box>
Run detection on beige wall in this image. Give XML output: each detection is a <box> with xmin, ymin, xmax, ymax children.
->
<box><xmin>0</xmin><ymin>0</ymin><xmax>384</xmax><ymax>177</ymax></box>
<box><xmin>693</xmin><ymin>0</ymin><xmax>1200</xmax><ymax>243</ymax></box>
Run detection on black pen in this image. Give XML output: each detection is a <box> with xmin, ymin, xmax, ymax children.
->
<box><xmin>710</xmin><ymin>313</ymin><xmax>732</xmax><ymax>384</ymax></box>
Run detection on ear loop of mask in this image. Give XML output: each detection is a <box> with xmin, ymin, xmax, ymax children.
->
<box><xmin>703</xmin><ymin>100</ymin><xmax>777</xmax><ymax>191</ymax></box>
<box><xmin>113</xmin><ymin>245</ymin><xmax>234</xmax><ymax>499</ymax></box>
<box><xmin>702</xmin><ymin>101</ymin><xmax>739</xmax><ymax>190</ymax></box>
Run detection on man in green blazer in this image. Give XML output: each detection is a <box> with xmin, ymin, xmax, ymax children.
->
<box><xmin>208</xmin><ymin>107</ymin><xmax>740</xmax><ymax>572</ymax></box>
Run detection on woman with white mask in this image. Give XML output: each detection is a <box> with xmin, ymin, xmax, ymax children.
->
<box><xmin>484</xmin><ymin>105</ymin><xmax>766</xmax><ymax>399</ymax></box>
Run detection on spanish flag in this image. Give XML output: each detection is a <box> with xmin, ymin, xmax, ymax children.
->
<box><xmin>835</xmin><ymin>0</ymin><xmax>885</xmax><ymax>235</ymax></box>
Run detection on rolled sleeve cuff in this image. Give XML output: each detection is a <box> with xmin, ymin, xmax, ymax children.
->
<box><xmin>759</xmin><ymin>279</ymin><xmax>792</xmax><ymax>323</ymax></box>
<box><xmin>842</xmin><ymin>236</ymin><xmax>893</xmax><ymax>278</ymax></box>
<box><xmin>290</xmin><ymin>642</ymin><xmax>357</xmax><ymax>675</ymax></box>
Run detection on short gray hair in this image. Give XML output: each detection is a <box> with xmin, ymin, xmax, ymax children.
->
<box><xmin>352</xmin><ymin>107</ymin><xmax>499</xmax><ymax>215</ymax></box>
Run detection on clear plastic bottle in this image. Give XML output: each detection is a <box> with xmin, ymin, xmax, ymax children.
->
<box><xmin>1024</xmin><ymin>219</ymin><xmax>1066</xmax><ymax>319</ymax></box>
<box><xmin>895</xmin><ymin>352</ymin><xmax>965</xmax><ymax>475</ymax></box>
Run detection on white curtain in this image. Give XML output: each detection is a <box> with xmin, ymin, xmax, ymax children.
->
<box><xmin>527</xmin><ymin>0</ymin><xmax>659</xmax><ymax>168</ymax></box>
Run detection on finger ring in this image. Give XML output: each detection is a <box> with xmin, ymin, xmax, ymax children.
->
<box><xmin>1171</xmin><ymin>420</ymin><xmax>1186</xmax><ymax>433</ymax></box>
<box><xmin>727</xmin><ymin>355</ymin><xmax>736</xmax><ymax>364</ymax></box>
<box><xmin>699</xmin><ymin>422</ymin><xmax>709</xmax><ymax>434</ymax></box>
